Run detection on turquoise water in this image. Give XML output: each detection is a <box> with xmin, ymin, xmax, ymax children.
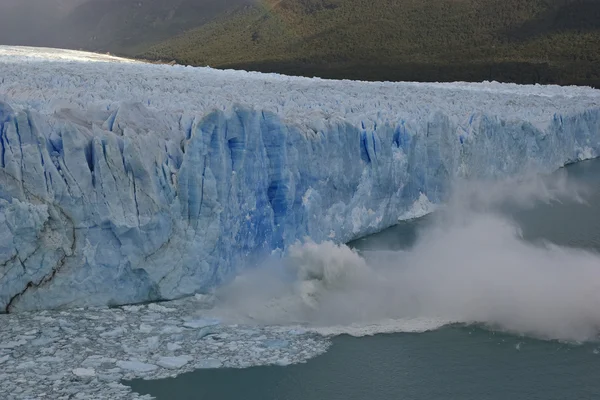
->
<box><xmin>128</xmin><ymin>159</ymin><xmax>600</xmax><ymax>400</ymax></box>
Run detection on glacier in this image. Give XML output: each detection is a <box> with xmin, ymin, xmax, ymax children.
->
<box><xmin>0</xmin><ymin>46</ymin><xmax>599</xmax><ymax>312</ymax></box>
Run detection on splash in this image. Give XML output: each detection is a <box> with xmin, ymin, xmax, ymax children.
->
<box><xmin>211</xmin><ymin>169</ymin><xmax>600</xmax><ymax>342</ymax></box>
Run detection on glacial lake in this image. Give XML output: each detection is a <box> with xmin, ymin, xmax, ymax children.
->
<box><xmin>128</xmin><ymin>158</ymin><xmax>600</xmax><ymax>400</ymax></box>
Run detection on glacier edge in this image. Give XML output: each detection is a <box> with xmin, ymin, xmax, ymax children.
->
<box><xmin>0</xmin><ymin>101</ymin><xmax>599</xmax><ymax>311</ymax></box>
<box><xmin>0</xmin><ymin>47</ymin><xmax>600</xmax><ymax>311</ymax></box>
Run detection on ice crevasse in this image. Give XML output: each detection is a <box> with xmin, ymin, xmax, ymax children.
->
<box><xmin>0</xmin><ymin>46</ymin><xmax>599</xmax><ymax>312</ymax></box>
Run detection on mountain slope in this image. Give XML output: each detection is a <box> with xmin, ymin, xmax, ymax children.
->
<box><xmin>1</xmin><ymin>0</ymin><xmax>598</xmax><ymax>86</ymax></box>
<box><xmin>142</xmin><ymin>0</ymin><xmax>600</xmax><ymax>86</ymax></box>
<box><xmin>0</xmin><ymin>0</ymin><xmax>88</xmax><ymax>46</ymax></box>
<box><xmin>0</xmin><ymin>0</ymin><xmax>250</xmax><ymax>55</ymax></box>
<box><xmin>46</xmin><ymin>0</ymin><xmax>252</xmax><ymax>54</ymax></box>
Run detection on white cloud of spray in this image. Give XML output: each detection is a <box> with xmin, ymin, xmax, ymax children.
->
<box><xmin>211</xmin><ymin>170</ymin><xmax>600</xmax><ymax>342</ymax></box>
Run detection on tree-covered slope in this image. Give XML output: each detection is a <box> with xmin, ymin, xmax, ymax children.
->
<box><xmin>141</xmin><ymin>0</ymin><xmax>600</xmax><ymax>86</ymax></box>
<box><xmin>1</xmin><ymin>0</ymin><xmax>597</xmax><ymax>86</ymax></box>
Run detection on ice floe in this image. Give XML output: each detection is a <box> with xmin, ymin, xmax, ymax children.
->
<box><xmin>0</xmin><ymin>295</ymin><xmax>330</xmax><ymax>399</ymax></box>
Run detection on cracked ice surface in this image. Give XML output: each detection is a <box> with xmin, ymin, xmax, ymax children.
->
<box><xmin>0</xmin><ymin>295</ymin><xmax>330</xmax><ymax>400</ymax></box>
<box><xmin>1</xmin><ymin>46</ymin><xmax>600</xmax><ymax>311</ymax></box>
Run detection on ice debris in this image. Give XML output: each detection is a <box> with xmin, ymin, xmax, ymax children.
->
<box><xmin>0</xmin><ymin>295</ymin><xmax>330</xmax><ymax>400</ymax></box>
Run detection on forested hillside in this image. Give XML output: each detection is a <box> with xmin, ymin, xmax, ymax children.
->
<box><xmin>1</xmin><ymin>0</ymin><xmax>598</xmax><ymax>86</ymax></box>
<box><xmin>142</xmin><ymin>0</ymin><xmax>600</xmax><ymax>86</ymax></box>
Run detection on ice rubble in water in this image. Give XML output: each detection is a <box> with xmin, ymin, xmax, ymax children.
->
<box><xmin>0</xmin><ymin>45</ymin><xmax>599</xmax><ymax>312</ymax></box>
<box><xmin>0</xmin><ymin>295</ymin><xmax>331</xmax><ymax>400</ymax></box>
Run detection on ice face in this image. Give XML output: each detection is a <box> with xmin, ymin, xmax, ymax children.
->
<box><xmin>0</xmin><ymin>46</ymin><xmax>599</xmax><ymax>312</ymax></box>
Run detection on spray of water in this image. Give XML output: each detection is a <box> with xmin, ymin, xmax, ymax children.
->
<box><xmin>211</xmin><ymin>170</ymin><xmax>600</xmax><ymax>342</ymax></box>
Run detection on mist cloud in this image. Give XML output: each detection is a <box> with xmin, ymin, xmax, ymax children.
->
<box><xmin>209</xmin><ymin>171</ymin><xmax>600</xmax><ymax>342</ymax></box>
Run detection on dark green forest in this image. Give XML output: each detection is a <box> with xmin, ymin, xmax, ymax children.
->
<box><xmin>141</xmin><ymin>0</ymin><xmax>600</xmax><ymax>86</ymax></box>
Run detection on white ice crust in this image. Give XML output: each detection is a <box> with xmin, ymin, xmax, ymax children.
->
<box><xmin>0</xmin><ymin>46</ymin><xmax>599</xmax><ymax>312</ymax></box>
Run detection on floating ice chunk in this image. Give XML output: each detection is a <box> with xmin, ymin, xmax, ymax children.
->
<box><xmin>73</xmin><ymin>337</ymin><xmax>91</xmax><ymax>345</ymax></box>
<box><xmin>72</xmin><ymin>368</ymin><xmax>96</xmax><ymax>377</ymax></box>
<box><xmin>81</xmin><ymin>356</ymin><xmax>116</xmax><ymax>368</ymax></box>
<box><xmin>16</xmin><ymin>361</ymin><xmax>36</xmax><ymax>370</ymax></box>
<box><xmin>122</xmin><ymin>306</ymin><xmax>143</xmax><ymax>313</ymax></box>
<box><xmin>261</xmin><ymin>339</ymin><xmax>290</xmax><ymax>349</ymax></box>
<box><xmin>148</xmin><ymin>304</ymin><xmax>176</xmax><ymax>313</ymax></box>
<box><xmin>183</xmin><ymin>318</ymin><xmax>220</xmax><ymax>329</ymax></box>
<box><xmin>38</xmin><ymin>356</ymin><xmax>63</xmax><ymax>363</ymax></box>
<box><xmin>0</xmin><ymin>340</ymin><xmax>27</xmax><ymax>349</ymax></box>
<box><xmin>156</xmin><ymin>356</ymin><xmax>193</xmax><ymax>369</ymax></box>
<box><xmin>166</xmin><ymin>343</ymin><xmax>182</xmax><ymax>351</ymax></box>
<box><xmin>98</xmin><ymin>374</ymin><xmax>121</xmax><ymax>382</ymax></box>
<box><xmin>274</xmin><ymin>357</ymin><xmax>292</xmax><ymax>366</ymax></box>
<box><xmin>145</xmin><ymin>336</ymin><xmax>160</xmax><ymax>350</ymax></box>
<box><xmin>196</xmin><ymin>327</ymin><xmax>218</xmax><ymax>339</ymax></box>
<box><xmin>116</xmin><ymin>360</ymin><xmax>158</xmax><ymax>372</ymax></box>
<box><xmin>160</xmin><ymin>326</ymin><xmax>184</xmax><ymax>335</ymax></box>
<box><xmin>195</xmin><ymin>359</ymin><xmax>223</xmax><ymax>369</ymax></box>
<box><xmin>288</xmin><ymin>329</ymin><xmax>308</xmax><ymax>335</ymax></box>
<box><xmin>193</xmin><ymin>294</ymin><xmax>215</xmax><ymax>306</ymax></box>
<box><xmin>309</xmin><ymin>318</ymin><xmax>451</xmax><ymax>337</ymax></box>
<box><xmin>100</xmin><ymin>327</ymin><xmax>127</xmax><ymax>338</ymax></box>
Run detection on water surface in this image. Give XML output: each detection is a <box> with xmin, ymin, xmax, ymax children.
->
<box><xmin>129</xmin><ymin>159</ymin><xmax>600</xmax><ymax>400</ymax></box>
<box><xmin>129</xmin><ymin>327</ymin><xmax>600</xmax><ymax>400</ymax></box>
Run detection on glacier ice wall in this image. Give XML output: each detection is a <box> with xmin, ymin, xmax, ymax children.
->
<box><xmin>0</xmin><ymin>46</ymin><xmax>599</xmax><ymax>311</ymax></box>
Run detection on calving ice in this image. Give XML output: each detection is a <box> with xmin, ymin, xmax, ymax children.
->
<box><xmin>0</xmin><ymin>46</ymin><xmax>599</xmax><ymax>312</ymax></box>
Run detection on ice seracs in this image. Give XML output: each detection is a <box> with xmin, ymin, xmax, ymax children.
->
<box><xmin>0</xmin><ymin>46</ymin><xmax>599</xmax><ymax>311</ymax></box>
